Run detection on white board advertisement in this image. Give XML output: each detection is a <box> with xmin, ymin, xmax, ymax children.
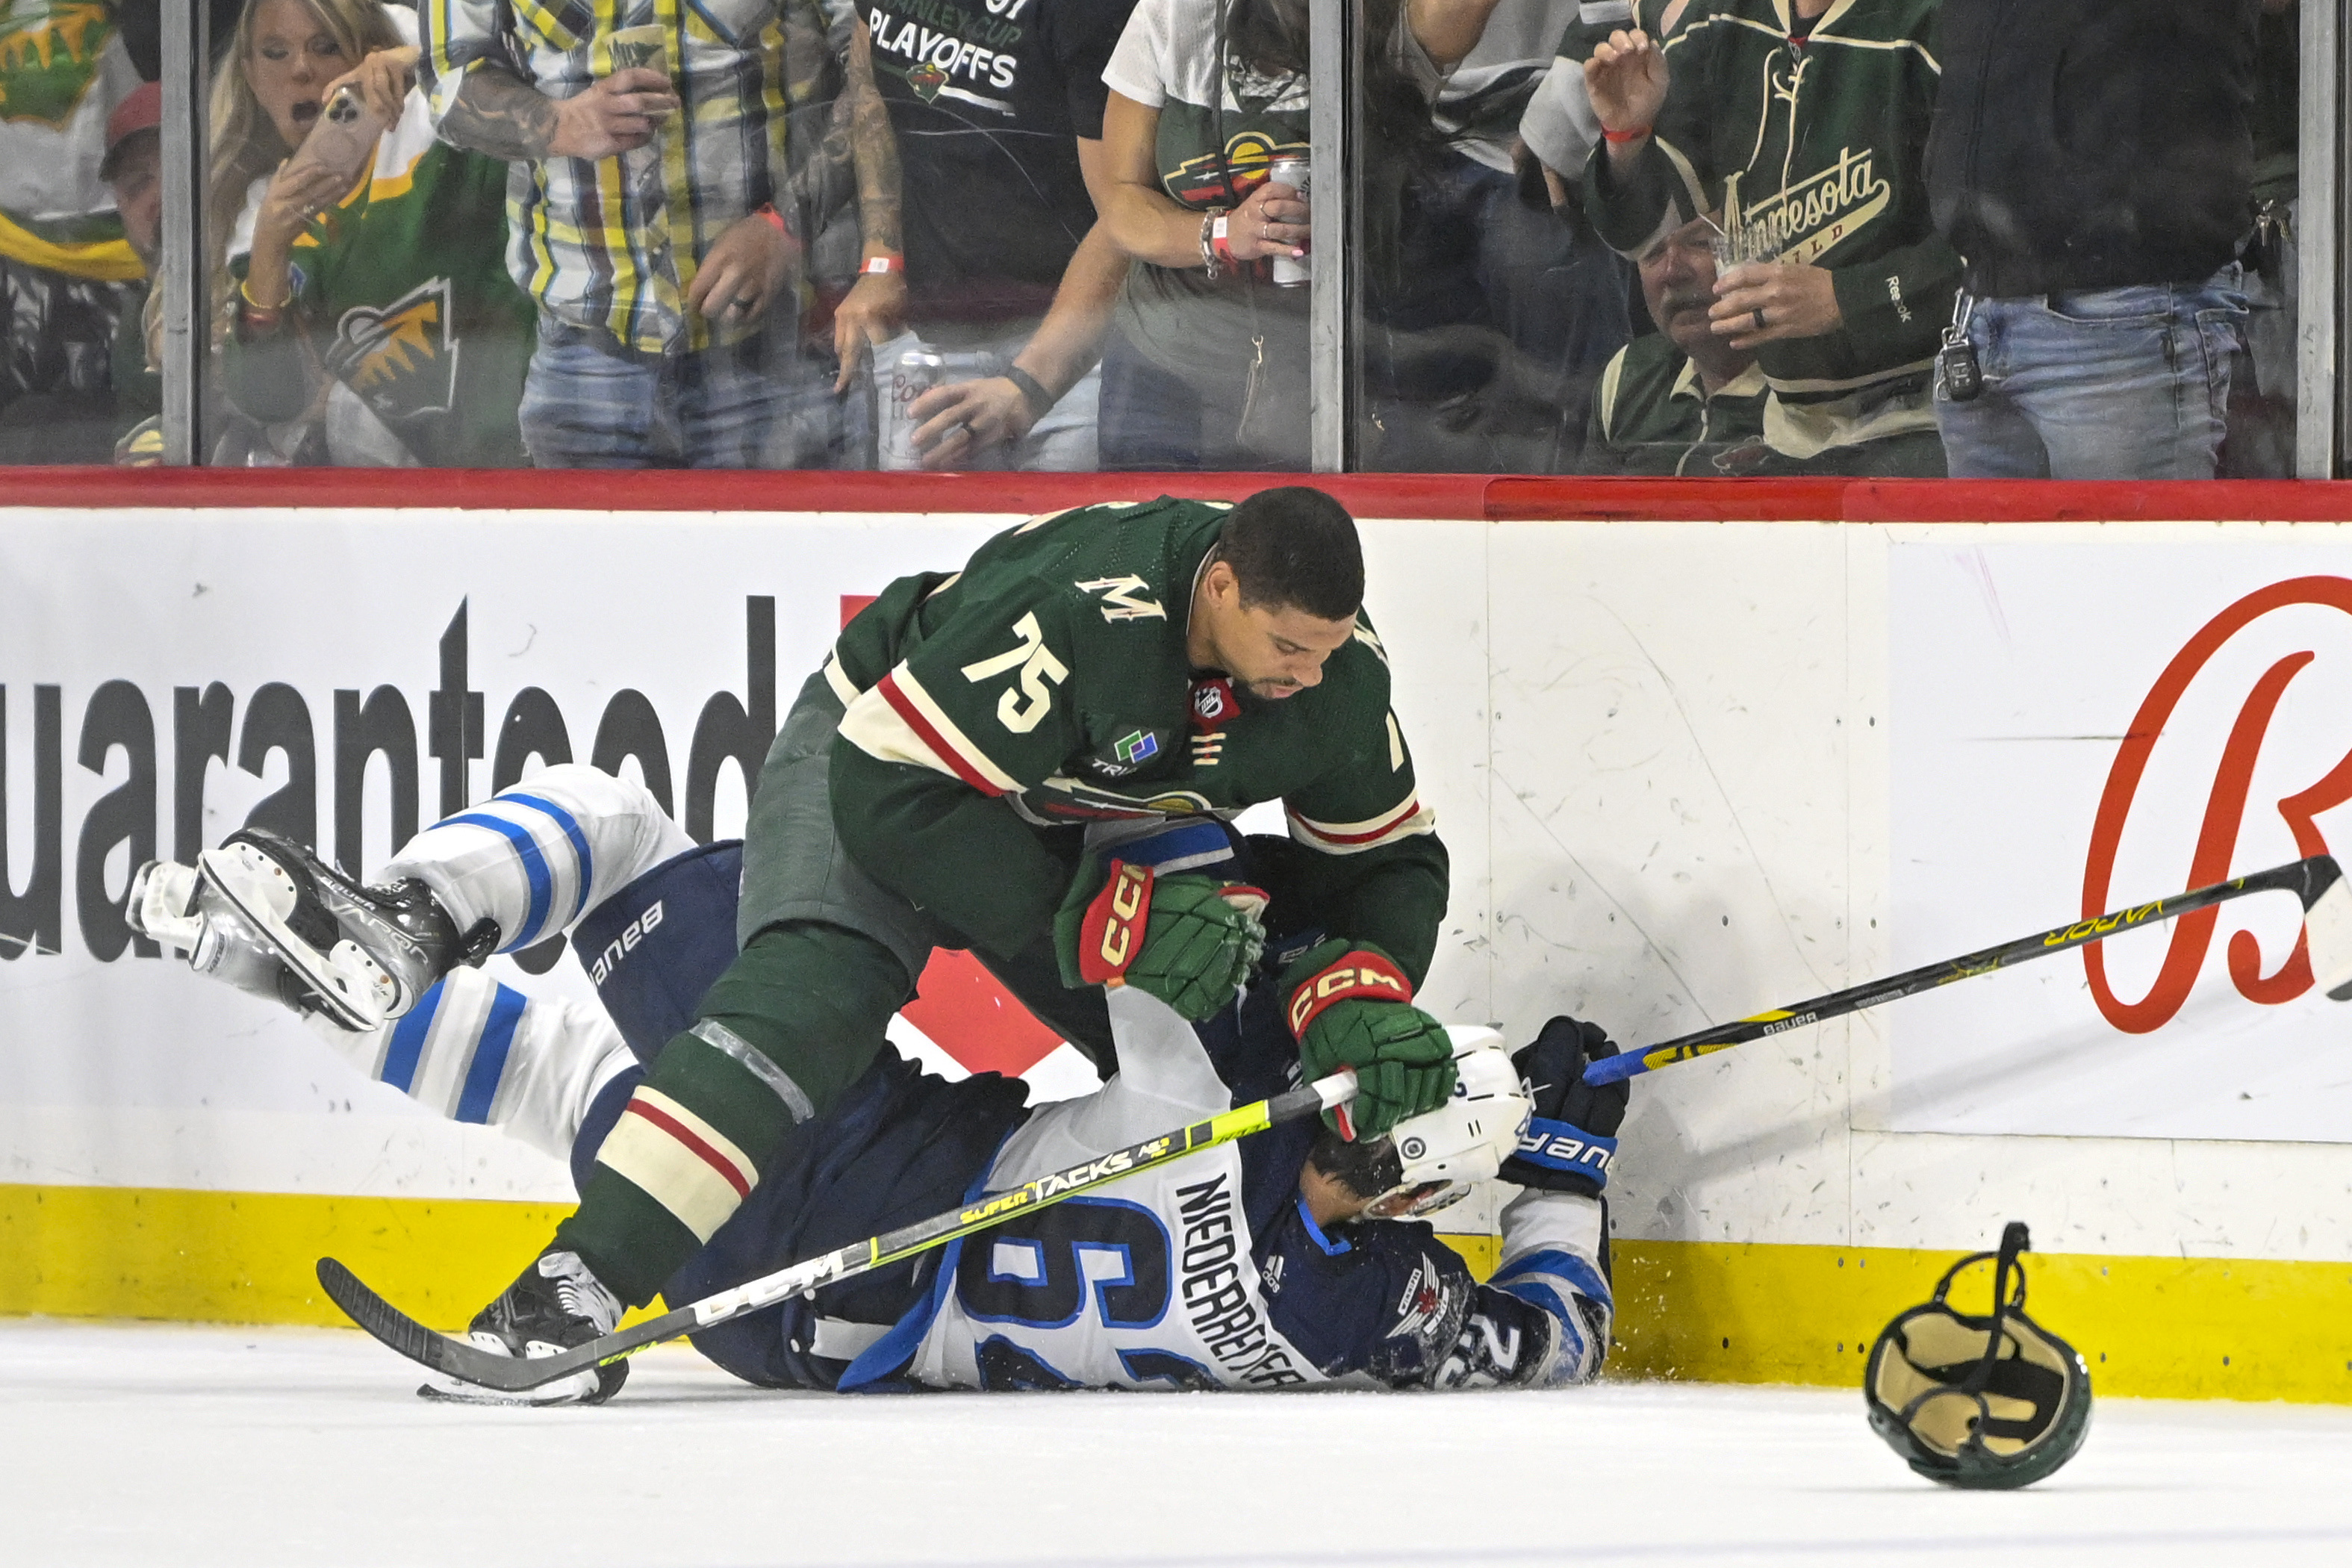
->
<box><xmin>1888</xmin><ymin>541</ymin><xmax>2352</xmax><ymax>1142</ymax></box>
<box><xmin>0</xmin><ymin>509</ymin><xmax>1021</xmax><ymax>1199</ymax></box>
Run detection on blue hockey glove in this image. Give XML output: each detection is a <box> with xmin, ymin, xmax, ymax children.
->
<box><xmin>1499</xmin><ymin>1015</ymin><xmax>1627</xmax><ymax>1197</ymax></box>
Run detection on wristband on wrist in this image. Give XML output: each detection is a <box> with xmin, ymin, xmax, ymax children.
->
<box><xmin>859</xmin><ymin>253</ymin><xmax>903</xmax><ymax>276</ymax></box>
<box><xmin>1601</xmin><ymin>125</ymin><xmax>1652</xmax><ymax>143</ymax></box>
<box><xmin>1003</xmin><ymin>364</ymin><xmax>1054</xmax><ymax>417</ymax></box>
<box><xmin>1210</xmin><ymin>211</ymin><xmax>1238</xmax><ymax>266</ymax></box>
<box><xmin>237</xmin><ymin>277</ymin><xmax>285</xmax><ymax>329</ymax></box>
<box><xmin>752</xmin><ymin>203</ymin><xmax>790</xmax><ymax>237</ymax></box>
<box><xmin>1200</xmin><ymin>206</ymin><xmax>1228</xmax><ymax>279</ymax></box>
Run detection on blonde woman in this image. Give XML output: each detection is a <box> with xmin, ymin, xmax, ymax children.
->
<box><xmin>208</xmin><ymin>0</ymin><xmax>406</xmax><ymax>322</ymax></box>
<box><xmin>213</xmin><ymin>0</ymin><xmax>535</xmax><ymax>464</ymax></box>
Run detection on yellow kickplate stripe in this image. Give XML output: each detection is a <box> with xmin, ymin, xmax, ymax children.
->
<box><xmin>1611</xmin><ymin>1239</ymin><xmax>2352</xmax><ymax>1403</ymax></box>
<box><xmin>8</xmin><ymin>1185</ymin><xmax>2348</xmax><ymax>1403</ymax></box>
<box><xmin>0</xmin><ymin>1183</ymin><xmax>569</xmax><ymax>1331</ymax></box>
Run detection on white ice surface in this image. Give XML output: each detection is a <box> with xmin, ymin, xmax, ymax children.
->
<box><xmin>5</xmin><ymin>1320</ymin><xmax>2351</xmax><ymax>1568</ymax></box>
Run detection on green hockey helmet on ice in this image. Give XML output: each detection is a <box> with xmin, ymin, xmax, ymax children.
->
<box><xmin>1864</xmin><ymin>1222</ymin><xmax>2092</xmax><ymax>1490</ymax></box>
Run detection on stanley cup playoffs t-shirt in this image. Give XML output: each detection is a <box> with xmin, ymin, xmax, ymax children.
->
<box><xmin>860</xmin><ymin>0</ymin><xmax>1139</xmax><ymax>317</ymax></box>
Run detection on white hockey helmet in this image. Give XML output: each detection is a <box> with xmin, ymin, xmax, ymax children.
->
<box><xmin>1361</xmin><ymin>1028</ymin><xmax>1531</xmax><ymax>1219</ymax></box>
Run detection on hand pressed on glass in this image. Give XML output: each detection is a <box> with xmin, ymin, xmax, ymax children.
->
<box><xmin>1584</xmin><ymin>28</ymin><xmax>1667</xmax><ymax>151</ymax></box>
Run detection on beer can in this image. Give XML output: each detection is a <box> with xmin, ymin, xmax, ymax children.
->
<box><xmin>877</xmin><ymin>343</ymin><xmax>997</xmax><ymax>470</ymax></box>
<box><xmin>1266</xmin><ymin>156</ymin><xmax>1312</xmax><ymax>288</ymax></box>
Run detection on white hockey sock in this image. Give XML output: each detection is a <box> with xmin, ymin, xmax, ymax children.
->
<box><xmin>318</xmin><ymin>965</ymin><xmax>638</xmax><ymax>1163</ymax></box>
<box><xmin>380</xmin><ymin>764</ymin><xmax>696</xmax><ymax>955</ymax></box>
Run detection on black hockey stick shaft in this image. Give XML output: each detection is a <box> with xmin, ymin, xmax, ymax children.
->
<box><xmin>1585</xmin><ymin>853</ymin><xmax>2351</xmax><ymax>1087</ymax></box>
<box><xmin>318</xmin><ymin>1068</ymin><xmax>1357</xmax><ymax>1394</ymax></box>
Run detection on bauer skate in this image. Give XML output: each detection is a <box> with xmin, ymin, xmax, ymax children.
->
<box><xmin>436</xmin><ymin>1249</ymin><xmax>629</xmax><ymax>1406</ymax></box>
<box><xmin>187</xmin><ymin>829</ymin><xmax>489</xmax><ymax>1033</ymax></box>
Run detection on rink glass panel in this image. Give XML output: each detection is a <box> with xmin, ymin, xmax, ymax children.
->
<box><xmin>1342</xmin><ymin>0</ymin><xmax>2312</xmax><ymax>480</ymax></box>
<box><xmin>7</xmin><ymin>0</ymin><xmax>2327</xmax><ymax>475</ymax></box>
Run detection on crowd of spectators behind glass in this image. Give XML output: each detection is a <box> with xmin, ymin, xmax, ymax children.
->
<box><xmin>0</xmin><ymin>0</ymin><xmax>2306</xmax><ymax>478</ymax></box>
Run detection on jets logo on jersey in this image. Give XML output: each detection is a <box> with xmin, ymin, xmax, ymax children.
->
<box><xmin>1077</xmin><ymin>575</ymin><xmax>1166</xmax><ymax>623</ymax></box>
<box><xmin>333</xmin><ymin>277</ymin><xmax>458</xmax><ymax>417</ymax></box>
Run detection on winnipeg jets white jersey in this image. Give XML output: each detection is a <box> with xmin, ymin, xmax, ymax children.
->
<box><xmin>906</xmin><ymin>1139</ymin><xmax>1331</xmax><ymax>1391</ymax></box>
<box><xmin>905</xmin><ymin>988</ymin><xmax>1328</xmax><ymax>1391</ymax></box>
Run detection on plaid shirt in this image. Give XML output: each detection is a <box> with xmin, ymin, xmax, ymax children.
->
<box><xmin>419</xmin><ymin>1</ymin><xmax>792</xmax><ymax>354</ymax></box>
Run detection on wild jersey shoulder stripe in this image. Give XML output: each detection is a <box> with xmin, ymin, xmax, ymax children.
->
<box><xmin>1287</xmin><ymin>797</ymin><xmax>1438</xmax><ymax>855</ymax></box>
<box><xmin>823</xmin><ymin>650</ymin><xmax>862</xmax><ymax>709</ymax></box>
<box><xmin>838</xmin><ymin>664</ymin><xmax>1023</xmax><ymax>795</ymax></box>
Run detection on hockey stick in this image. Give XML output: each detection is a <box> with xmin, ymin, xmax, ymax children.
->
<box><xmin>1585</xmin><ymin>853</ymin><xmax>2352</xmax><ymax>1087</ymax></box>
<box><xmin>317</xmin><ymin>1067</ymin><xmax>1359</xmax><ymax>1394</ymax></box>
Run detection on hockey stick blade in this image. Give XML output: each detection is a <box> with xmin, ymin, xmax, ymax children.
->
<box><xmin>2299</xmin><ymin>854</ymin><xmax>2352</xmax><ymax>1001</ymax></box>
<box><xmin>1587</xmin><ymin>854</ymin><xmax>2349</xmax><ymax>1087</ymax></box>
<box><xmin>317</xmin><ymin>1257</ymin><xmax>694</xmax><ymax>1393</ymax></box>
<box><xmin>319</xmin><ymin>1069</ymin><xmax>1357</xmax><ymax>1395</ymax></box>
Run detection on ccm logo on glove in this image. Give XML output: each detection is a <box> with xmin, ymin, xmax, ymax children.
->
<box><xmin>1286</xmin><ymin>951</ymin><xmax>1413</xmax><ymax>1036</ymax></box>
<box><xmin>1082</xmin><ymin>862</ymin><xmax>1154</xmax><ymax>983</ymax></box>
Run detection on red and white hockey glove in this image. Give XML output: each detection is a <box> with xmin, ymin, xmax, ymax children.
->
<box><xmin>1283</xmin><ymin>938</ymin><xmax>1457</xmax><ymax>1139</ymax></box>
<box><xmin>1054</xmin><ymin>859</ymin><xmax>1267</xmax><ymax>1021</ymax></box>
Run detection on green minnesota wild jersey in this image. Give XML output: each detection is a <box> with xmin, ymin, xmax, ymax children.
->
<box><xmin>1588</xmin><ymin>0</ymin><xmax>1958</xmax><ymax>410</ymax></box>
<box><xmin>225</xmin><ymin>87</ymin><xmax>533</xmax><ymax>466</ymax></box>
<box><xmin>828</xmin><ymin>497</ymin><xmax>1447</xmax><ymax>977</ymax></box>
<box><xmin>1586</xmin><ymin>332</ymin><xmax>1770</xmax><ymax>476</ymax></box>
<box><xmin>0</xmin><ymin>1</ymin><xmax>140</xmax><ymax>281</ymax></box>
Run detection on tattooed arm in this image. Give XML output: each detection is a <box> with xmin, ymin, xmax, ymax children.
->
<box><xmin>417</xmin><ymin>0</ymin><xmax>677</xmax><ymax>161</ymax></box>
<box><xmin>830</xmin><ymin>16</ymin><xmax>908</xmax><ymax>390</ymax></box>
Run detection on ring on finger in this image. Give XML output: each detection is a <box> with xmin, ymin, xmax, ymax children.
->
<box><xmin>1752</xmin><ymin>307</ymin><xmax>1767</xmax><ymax>332</ymax></box>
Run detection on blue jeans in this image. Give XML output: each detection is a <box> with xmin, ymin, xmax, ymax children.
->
<box><xmin>519</xmin><ymin>320</ymin><xmax>836</xmax><ymax>469</ymax></box>
<box><xmin>1933</xmin><ymin>266</ymin><xmax>2247</xmax><ymax>479</ymax></box>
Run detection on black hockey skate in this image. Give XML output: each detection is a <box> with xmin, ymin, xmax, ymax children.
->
<box><xmin>191</xmin><ymin>829</ymin><xmax>493</xmax><ymax>1033</ymax></box>
<box><xmin>448</xmin><ymin>1249</ymin><xmax>629</xmax><ymax>1406</ymax></box>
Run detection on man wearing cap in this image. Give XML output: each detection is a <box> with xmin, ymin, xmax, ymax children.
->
<box><xmin>97</xmin><ymin>78</ymin><xmax>164</xmax><ymax>462</ymax></box>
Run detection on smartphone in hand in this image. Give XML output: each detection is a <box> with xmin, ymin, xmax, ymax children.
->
<box><xmin>287</xmin><ymin>84</ymin><xmax>386</xmax><ymax>188</ymax></box>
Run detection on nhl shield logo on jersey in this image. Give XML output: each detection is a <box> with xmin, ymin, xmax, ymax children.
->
<box><xmin>1189</xmin><ymin>678</ymin><xmax>1236</xmax><ymax>730</ymax></box>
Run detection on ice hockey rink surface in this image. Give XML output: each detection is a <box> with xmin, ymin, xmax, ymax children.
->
<box><xmin>5</xmin><ymin>1319</ymin><xmax>2350</xmax><ymax>1567</ymax></box>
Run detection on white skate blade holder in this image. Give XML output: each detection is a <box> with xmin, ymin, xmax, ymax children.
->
<box><xmin>127</xmin><ymin>861</ymin><xmax>206</xmax><ymax>955</ymax></box>
<box><xmin>196</xmin><ymin>840</ymin><xmax>398</xmax><ymax>1032</ymax></box>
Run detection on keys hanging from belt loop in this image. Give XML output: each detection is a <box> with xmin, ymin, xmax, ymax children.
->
<box><xmin>1938</xmin><ymin>289</ymin><xmax>1982</xmax><ymax>403</ymax></box>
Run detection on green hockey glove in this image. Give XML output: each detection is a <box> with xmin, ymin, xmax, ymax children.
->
<box><xmin>1282</xmin><ymin>939</ymin><xmax>1457</xmax><ymax>1139</ymax></box>
<box><xmin>1055</xmin><ymin>859</ymin><xmax>1267</xmax><ymax>1021</ymax></box>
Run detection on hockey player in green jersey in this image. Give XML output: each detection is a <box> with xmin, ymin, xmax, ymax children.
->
<box><xmin>215</xmin><ymin>486</ymin><xmax>1461</xmax><ymax>1381</ymax></box>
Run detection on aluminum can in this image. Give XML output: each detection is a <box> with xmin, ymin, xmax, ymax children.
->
<box><xmin>877</xmin><ymin>343</ymin><xmax>994</xmax><ymax>470</ymax></box>
<box><xmin>1266</xmin><ymin>156</ymin><xmax>1312</xmax><ymax>287</ymax></box>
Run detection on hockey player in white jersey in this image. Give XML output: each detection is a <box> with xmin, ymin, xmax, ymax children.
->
<box><xmin>129</xmin><ymin>768</ymin><xmax>1623</xmax><ymax>1401</ymax></box>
